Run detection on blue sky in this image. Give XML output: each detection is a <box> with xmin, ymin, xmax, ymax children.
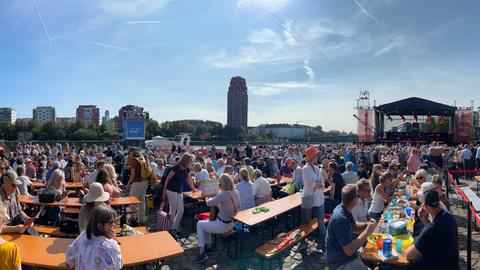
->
<box><xmin>1</xmin><ymin>0</ymin><xmax>479</xmax><ymax>132</ymax></box>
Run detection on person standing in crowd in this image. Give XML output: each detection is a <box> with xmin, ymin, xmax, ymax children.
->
<box><xmin>301</xmin><ymin>146</ymin><xmax>326</xmax><ymax>251</ymax></box>
<box><xmin>67</xmin><ymin>205</ymin><xmax>123</xmax><ymax>270</ymax></box>
<box><xmin>325</xmin><ymin>162</ymin><xmax>346</xmax><ymax>213</ymax></box>
<box><xmin>96</xmin><ymin>169</ymin><xmax>120</xmax><ymax>199</ymax></box>
<box><xmin>193</xmin><ymin>163</ymin><xmax>209</xmax><ymax>189</ymax></box>
<box><xmin>196</xmin><ymin>174</ymin><xmax>240</xmax><ymax>263</ymax></box>
<box><xmin>24</xmin><ymin>158</ymin><xmax>36</xmax><ymax>180</ymax></box>
<box><xmin>342</xmin><ymin>162</ymin><xmax>358</xmax><ymax>185</ymax></box>
<box><xmin>78</xmin><ymin>182</ymin><xmax>110</xmax><ymax>232</ymax></box>
<box><xmin>368</xmin><ymin>172</ymin><xmax>393</xmax><ymax>222</ymax></box>
<box><xmin>154</xmin><ymin>159</ymin><xmax>165</xmax><ymax>183</ymax></box>
<box><xmin>252</xmin><ymin>169</ymin><xmax>272</xmax><ymax>205</ymax></box>
<box><xmin>351</xmin><ymin>179</ymin><xmax>371</xmax><ymax>222</ymax></box>
<box><xmin>406</xmin><ymin>190</ymin><xmax>459</xmax><ymax>270</ymax></box>
<box><xmin>408</xmin><ymin>148</ymin><xmax>422</xmax><ymax>174</ymax></box>
<box><xmin>127</xmin><ymin>148</ymin><xmax>149</xmax><ymax>225</ymax></box>
<box><xmin>0</xmin><ymin>201</ymin><xmax>22</xmax><ymax>270</ymax></box>
<box><xmin>236</xmin><ymin>168</ymin><xmax>255</xmax><ymax>211</ymax></box>
<box><xmin>162</xmin><ymin>153</ymin><xmax>196</xmax><ymax>235</ymax></box>
<box><xmin>326</xmin><ymin>184</ymin><xmax>377</xmax><ymax>270</ymax></box>
<box><xmin>368</xmin><ymin>164</ymin><xmax>383</xmax><ymax>190</ymax></box>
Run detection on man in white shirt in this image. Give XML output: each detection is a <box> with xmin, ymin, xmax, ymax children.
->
<box><xmin>342</xmin><ymin>162</ymin><xmax>358</xmax><ymax>185</ymax></box>
<box><xmin>351</xmin><ymin>179</ymin><xmax>371</xmax><ymax>222</ymax></box>
<box><xmin>154</xmin><ymin>159</ymin><xmax>165</xmax><ymax>181</ymax></box>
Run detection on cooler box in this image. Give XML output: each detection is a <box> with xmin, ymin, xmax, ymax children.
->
<box><xmin>388</xmin><ymin>220</ymin><xmax>407</xmax><ymax>236</ymax></box>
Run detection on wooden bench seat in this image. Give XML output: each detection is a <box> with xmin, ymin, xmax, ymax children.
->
<box><xmin>255</xmin><ymin>216</ymin><xmax>330</xmax><ymax>260</ymax></box>
<box><xmin>33</xmin><ymin>225</ymin><xmax>149</xmax><ymax>238</ymax></box>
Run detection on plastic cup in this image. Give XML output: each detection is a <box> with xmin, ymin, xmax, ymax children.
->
<box><xmin>376</xmin><ymin>237</ymin><xmax>383</xmax><ymax>250</ymax></box>
<box><xmin>392</xmin><ymin>197</ymin><xmax>397</xmax><ymax>206</ymax></box>
<box><xmin>406</xmin><ymin>194</ymin><xmax>411</xmax><ymax>201</ymax></box>
<box><xmin>406</xmin><ymin>207</ymin><xmax>412</xmax><ymax>217</ymax></box>
<box><xmin>385</xmin><ymin>211</ymin><xmax>392</xmax><ymax>221</ymax></box>
<box><xmin>396</xmin><ymin>239</ymin><xmax>403</xmax><ymax>253</ymax></box>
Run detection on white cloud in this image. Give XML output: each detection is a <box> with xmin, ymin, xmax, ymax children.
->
<box><xmin>250</xmin><ymin>81</ymin><xmax>321</xmax><ymax>96</ymax></box>
<box><xmin>373</xmin><ymin>35</ymin><xmax>406</xmax><ymax>57</ymax></box>
<box><xmin>236</xmin><ymin>0</ymin><xmax>290</xmax><ymax>13</ymax></box>
<box><xmin>283</xmin><ymin>20</ymin><xmax>296</xmax><ymax>45</ymax></box>
<box><xmin>303</xmin><ymin>60</ymin><xmax>315</xmax><ymax>81</ymax></box>
<box><xmin>96</xmin><ymin>0</ymin><xmax>172</xmax><ymax>17</ymax></box>
<box><xmin>204</xmin><ymin>20</ymin><xmax>354</xmax><ymax>68</ymax></box>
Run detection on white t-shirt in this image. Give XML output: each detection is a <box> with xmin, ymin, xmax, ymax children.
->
<box><xmin>194</xmin><ymin>169</ymin><xmax>209</xmax><ymax>183</ymax></box>
<box><xmin>18</xmin><ymin>176</ymin><xmax>32</xmax><ymax>195</ymax></box>
<box><xmin>154</xmin><ymin>166</ymin><xmax>165</xmax><ymax>178</ymax></box>
<box><xmin>302</xmin><ymin>162</ymin><xmax>325</xmax><ymax>207</ymax></box>
<box><xmin>253</xmin><ymin>176</ymin><xmax>272</xmax><ymax>198</ymax></box>
<box><xmin>216</xmin><ymin>166</ymin><xmax>225</xmax><ymax>176</ymax></box>
<box><xmin>352</xmin><ymin>198</ymin><xmax>369</xmax><ymax>222</ymax></box>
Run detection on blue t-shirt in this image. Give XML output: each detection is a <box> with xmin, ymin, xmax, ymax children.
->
<box><xmin>326</xmin><ymin>204</ymin><xmax>357</xmax><ymax>267</ymax></box>
<box><xmin>413</xmin><ymin>210</ymin><xmax>459</xmax><ymax>270</ymax></box>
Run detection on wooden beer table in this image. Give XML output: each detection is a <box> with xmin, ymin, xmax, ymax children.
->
<box><xmin>19</xmin><ymin>195</ymin><xmax>140</xmax><ymax>208</ymax></box>
<box><xmin>2</xmin><ymin>232</ymin><xmax>183</xmax><ymax>269</ymax></box>
<box><xmin>269</xmin><ymin>176</ymin><xmax>292</xmax><ymax>187</ymax></box>
<box><xmin>31</xmin><ymin>182</ymin><xmax>84</xmax><ymax>190</ymax></box>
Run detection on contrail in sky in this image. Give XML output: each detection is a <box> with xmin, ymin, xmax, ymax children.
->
<box><xmin>83</xmin><ymin>40</ymin><xmax>135</xmax><ymax>53</ymax></box>
<box><xmin>34</xmin><ymin>0</ymin><xmax>53</xmax><ymax>49</ymax></box>
<box><xmin>354</xmin><ymin>0</ymin><xmax>378</xmax><ymax>22</ymax></box>
<box><xmin>126</xmin><ymin>21</ymin><xmax>164</xmax><ymax>24</ymax></box>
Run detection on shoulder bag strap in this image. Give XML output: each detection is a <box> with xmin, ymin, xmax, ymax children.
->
<box><xmin>226</xmin><ymin>191</ymin><xmax>238</xmax><ymax>215</ymax></box>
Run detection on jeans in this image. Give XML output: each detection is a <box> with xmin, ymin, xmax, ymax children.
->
<box><xmin>314</xmin><ymin>204</ymin><xmax>326</xmax><ymax>251</ymax></box>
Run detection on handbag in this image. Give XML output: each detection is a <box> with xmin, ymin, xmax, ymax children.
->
<box><xmin>156</xmin><ymin>202</ymin><xmax>171</xmax><ymax>231</ymax></box>
<box><xmin>59</xmin><ymin>217</ymin><xmax>79</xmax><ymax>235</ymax></box>
<box><xmin>38</xmin><ymin>188</ymin><xmax>56</xmax><ymax>203</ymax></box>
<box><xmin>118</xmin><ymin>224</ymin><xmax>144</xmax><ymax>236</ymax></box>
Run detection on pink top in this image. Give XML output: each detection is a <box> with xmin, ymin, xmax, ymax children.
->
<box><xmin>407</xmin><ymin>154</ymin><xmax>421</xmax><ymax>173</ymax></box>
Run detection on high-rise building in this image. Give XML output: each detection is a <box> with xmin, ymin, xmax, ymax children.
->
<box><xmin>118</xmin><ymin>105</ymin><xmax>148</xmax><ymax>132</ymax></box>
<box><xmin>33</xmin><ymin>106</ymin><xmax>56</xmax><ymax>126</ymax></box>
<box><xmin>102</xmin><ymin>110</ymin><xmax>110</xmax><ymax>125</ymax></box>
<box><xmin>76</xmin><ymin>105</ymin><xmax>100</xmax><ymax>127</ymax></box>
<box><xmin>0</xmin><ymin>108</ymin><xmax>17</xmax><ymax>124</ymax></box>
<box><xmin>227</xmin><ymin>76</ymin><xmax>248</xmax><ymax>128</ymax></box>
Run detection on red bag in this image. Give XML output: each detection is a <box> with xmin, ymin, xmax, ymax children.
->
<box><xmin>156</xmin><ymin>202</ymin><xmax>171</xmax><ymax>231</ymax></box>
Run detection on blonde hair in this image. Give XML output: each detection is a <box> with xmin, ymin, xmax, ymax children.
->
<box><xmin>47</xmin><ymin>169</ymin><xmax>65</xmax><ymax>189</ymax></box>
<box><xmin>252</xmin><ymin>169</ymin><xmax>262</xmax><ymax>180</ymax></box>
<box><xmin>239</xmin><ymin>168</ymin><xmax>250</xmax><ymax>182</ymax></box>
<box><xmin>103</xmin><ymin>164</ymin><xmax>118</xmax><ymax>187</ymax></box>
<box><xmin>193</xmin><ymin>162</ymin><xmax>202</xmax><ymax>172</ymax></box>
<box><xmin>179</xmin><ymin>153</ymin><xmax>194</xmax><ymax>168</ymax></box>
<box><xmin>218</xmin><ymin>174</ymin><xmax>235</xmax><ymax>191</ymax></box>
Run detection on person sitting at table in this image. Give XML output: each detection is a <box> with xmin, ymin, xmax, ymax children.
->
<box><xmin>0</xmin><ymin>170</ymin><xmax>34</xmax><ymax>234</ymax></box>
<box><xmin>325</xmin><ymin>161</ymin><xmax>345</xmax><ymax>214</ymax></box>
<box><xmin>84</xmin><ymin>159</ymin><xmax>106</xmax><ymax>187</ymax></box>
<box><xmin>67</xmin><ymin>205</ymin><xmax>123</xmax><ymax>270</ymax></box>
<box><xmin>385</xmin><ymin>162</ymin><xmax>402</xmax><ymax>196</ymax></box>
<box><xmin>45</xmin><ymin>161</ymin><xmax>60</xmax><ymax>183</ymax></box>
<box><xmin>78</xmin><ymin>182</ymin><xmax>111</xmax><ymax>232</ymax></box>
<box><xmin>46</xmin><ymin>169</ymin><xmax>66</xmax><ymax>196</ymax></box>
<box><xmin>104</xmin><ymin>163</ymin><xmax>122</xmax><ymax>191</ymax></box>
<box><xmin>95</xmin><ymin>169</ymin><xmax>120</xmax><ymax>198</ymax></box>
<box><xmin>342</xmin><ymin>162</ymin><xmax>358</xmax><ymax>185</ymax></box>
<box><xmin>252</xmin><ymin>169</ymin><xmax>272</xmax><ymax>205</ymax></box>
<box><xmin>326</xmin><ymin>184</ymin><xmax>377</xmax><ymax>270</ymax></box>
<box><xmin>287</xmin><ymin>159</ymin><xmax>303</xmax><ymax>191</ymax></box>
<box><xmin>357</xmin><ymin>163</ymin><xmax>369</xmax><ymax>180</ymax></box>
<box><xmin>16</xmin><ymin>166</ymin><xmax>31</xmax><ymax>196</ymax></box>
<box><xmin>162</xmin><ymin>153</ymin><xmax>196</xmax><ymax>235</ymax></box>
<box><xmin>24</xmin><ymin>158</ymin><xmax>37</xmax><ymax>180</ymax></box>
<box><xmin>368</xmin><ymin>164</ymin><xmax>383</xmax><ymax>192</ymax></box>
<box><xmin>431</xmin><ymin>174</ymin><xmax>450</xmax><ymax>211</ymax></box>
<box><xmin>215</xmin><ymin>159</ymin><xmax>226</xmax><ymax>176</ymax></box>
<box><xmin>72</xmin><ymin>155</ymin><xmax>87</xmax><ymax>182</ymax></box>
<box><xmin>351</xmin><ymin>179</ymin><xmax>371</xmax><ymax>222</ymax></box>
<box><xmin>0</xmin><ymin>201</ymin><xmax>22</xmax><ymax>270</ymax></box>
<box><xmin>406</xmin><ymin>190</ymin><xmax>459</xmax><ymax>270</ymax></box>
<box><xmin>367</xmin><ymin>172</ymin><xmax>393</xmax><ymax>222</ymax></box>
<box><xmin>193</xmin><ymin>162</ymin><xmax>209</xmax><ymax>189</ymax></box>
<box><xmin>196</xmin><ymin>174</ymin><xmax>240</xmax><ymax>263</ymax></box>
<box><xmin>413</xmin><ymin>169</ymin><xmax>428</xmax><ymax>189</ymax></box>
<box><xmin>236</xmin><ymin>168</ymin><xmax>255</xmax><ymax>211</ymax></box>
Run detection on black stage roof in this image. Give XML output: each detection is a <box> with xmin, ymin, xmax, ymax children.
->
<box><xmin>375</xmin><ymin>97</ymin><xmax>456</xmax><ymax>116</ymax></box>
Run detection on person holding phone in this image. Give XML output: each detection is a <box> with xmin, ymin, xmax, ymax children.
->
<box><xmin>0</xmin><ymin>170</ymin><xmax>34</xmax><ymax>234</ymax></box>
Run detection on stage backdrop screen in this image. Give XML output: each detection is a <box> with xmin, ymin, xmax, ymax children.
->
<box><xmin>454</xmin><ymin>109</ymin><xmax>473</xmax><ymax>143</ymax></box>
<box><xmin>123</xmin><ymin>120</ymin><xmax>145</xmax><ymax>140</ymax></box>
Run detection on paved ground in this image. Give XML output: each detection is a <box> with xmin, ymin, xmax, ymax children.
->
<box><xmin>143</xmin><ymin>177</ymin><xmax>480</xmax><ymax>270</ymax></box>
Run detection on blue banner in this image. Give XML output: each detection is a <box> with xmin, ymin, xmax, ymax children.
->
<box><xmin>123</xmin><ymin>120</ymin><xmax>145</xmax><ymax>140</ymax></box>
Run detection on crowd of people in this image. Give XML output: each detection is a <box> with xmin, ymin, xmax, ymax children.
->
<box><xmin>0</xmin><ymin>141</ymin><xmax>477</xmax><ymax>269</ymax></box>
